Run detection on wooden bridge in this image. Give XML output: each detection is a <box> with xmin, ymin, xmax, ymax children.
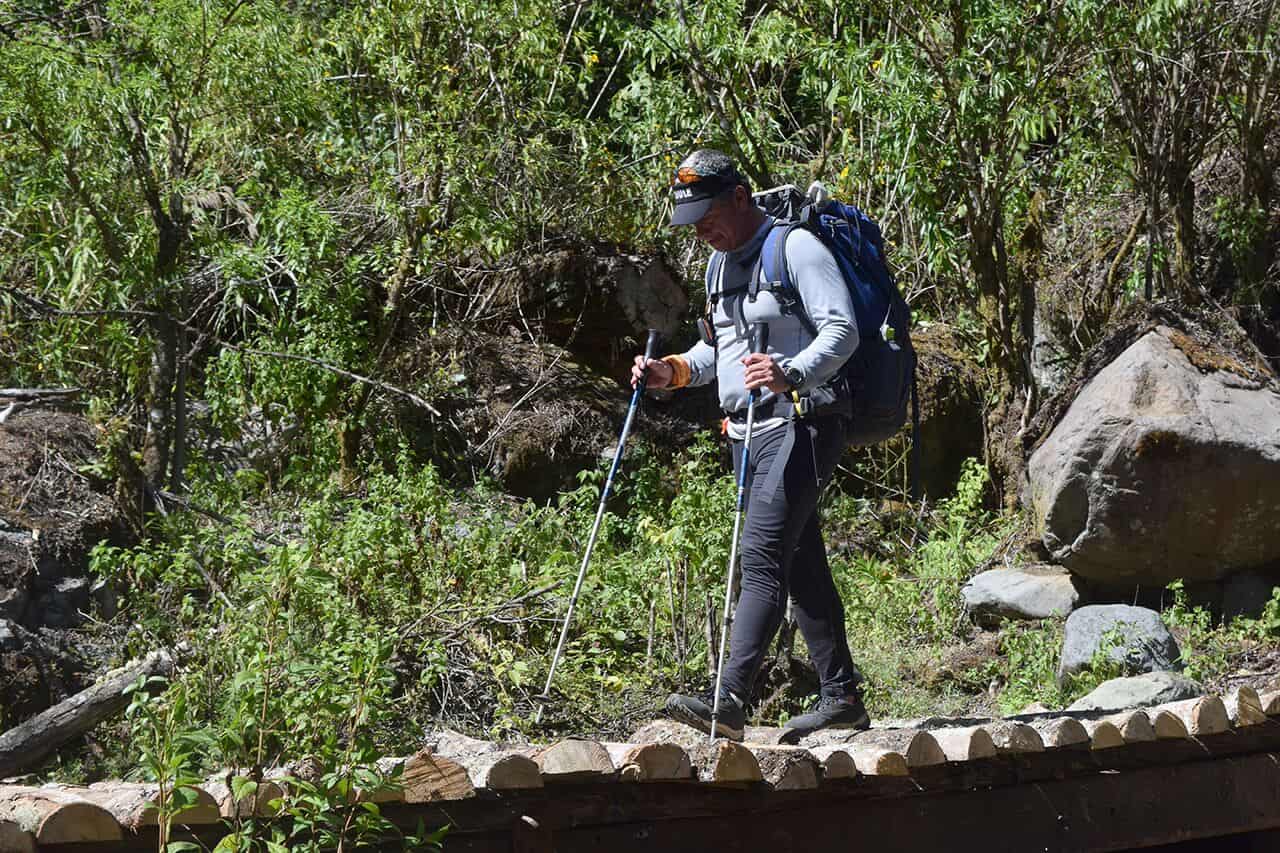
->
<box><xmin>3</xmin><ymin>687</ymin><xmax>1280</xmax><ymax>852</ymax></box>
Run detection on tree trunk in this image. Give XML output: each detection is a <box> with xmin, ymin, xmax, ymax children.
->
<box><xmin>1166</xmin><ymin>157</ymin><xmax>1197</xmax><ymax>303</ymax></box>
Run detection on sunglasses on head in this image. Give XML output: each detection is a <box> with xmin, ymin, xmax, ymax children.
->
<box><xmin>672</xmin><ymin>166</ymin><xmax>704</xmax><ymax>185</ymax></box>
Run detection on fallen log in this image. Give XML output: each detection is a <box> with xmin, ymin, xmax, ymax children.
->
<box><xmin>423</xmin><ymin>731</ymin><xmax>541</xmax><ymax>790</ymax></box>
<box><xmin>0</xmin><ymin>650</ymin><xmax>175</xmax><ymax>779</ymax></box>
<box><xmin>0</xmin><ymin>786</ymin><xmax>121</xmax><ymax>844</ymax></box>
<box><xmin>0</xmin><ymin>389</ymin><xmax>81</xmax><ymax>400</ymax></box>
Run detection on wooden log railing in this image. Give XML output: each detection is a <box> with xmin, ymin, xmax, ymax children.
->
<box><xmin>4</xmin><ymin>690</ymin><xmax>1280</xmax><ymax>851</ymax></box>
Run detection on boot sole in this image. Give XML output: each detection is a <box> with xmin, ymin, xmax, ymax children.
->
<box><xmin>666</xmin><ymin>702</ymin><xmax>745</xmax><ymax>741</ymax></box>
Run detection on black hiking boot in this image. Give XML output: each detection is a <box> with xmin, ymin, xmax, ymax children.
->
<box><xmin>783</xmin><ymin>693</ymin><xmax>871</xmax><ymax>739</ymax></box>
<box><xmin>665</xmin><ymin>688</ymin><xmax>746</xmax><ymax>740</ymax></box>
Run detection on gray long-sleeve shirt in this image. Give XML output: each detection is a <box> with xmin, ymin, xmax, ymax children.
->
<box><xmin>680</xmin><ymin>217</ymin><xmax>859</xmax><ymax>439</ymax></box>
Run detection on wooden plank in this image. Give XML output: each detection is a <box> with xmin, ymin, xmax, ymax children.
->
<box><xmin>603</xmin><ymin>743</ymin><xmax>692</xmax><ymax>782</ymax></box>
<box><xmin>1028</xmin><ymin>717</ymin><xmax>1089</xmax><ymax>749</ymax></box>
<box><xmin>425</xmin><ymin>730</ymin><xmax>542</xmax><ymax>790</ymax></box>
<box><xmin>928</xmin><ymin>726</ymin><xmax>996</xmax><ymax>761</ymax></box>
<box><xmin>0</xmin><ymin>786</ymin><xmax>122</xmax><ymax>844</ymax></box>
<box><xmin>1225</xmin><ymin>686</ymin><xmax>1267</xmax><ymax>727</ymax></box>
<box><xmin>1161</xmin><ymin>695</ymin><xmax>1230</xmax><ymax>736</ymax></box>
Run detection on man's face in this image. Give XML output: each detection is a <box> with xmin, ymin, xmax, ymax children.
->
<box><xmin>694</xmin><ymin>188</ymin><xmax>746</xmax><ymax>251</ymax></box>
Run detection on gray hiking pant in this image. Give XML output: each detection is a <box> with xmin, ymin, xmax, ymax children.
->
<box><xmin>720</xmin><ymin>414</ymin><xmax>863</xmax><ymax>703</ymax></box>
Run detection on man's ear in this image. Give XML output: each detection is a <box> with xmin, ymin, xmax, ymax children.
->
<box><xmin>734</xmin><ymin>185</ymin><xmax>751</xmax><ymax>207</ymax></box>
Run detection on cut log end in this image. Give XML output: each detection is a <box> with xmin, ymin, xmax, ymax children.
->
<box><xmin>1030</xmin><ymin>717</ymin><xmax>1090</xmax><ymax>749</ymax></box>
<box><xmin>0</xmin><ymin>789</ymin><xmax>123</xmax><ymax>844</ymax></box>
<box><xmin>1148</xmin><ymin>709</ymin><xmax>1190</xmax><ymax>740</ymax></box>
<box><xmin>930</xmin><ymin>726</ymin><xmax>997</xmax><ymax>761</ymax></box>
<box><xmin>1084</xmin><ymin>720</ymin><xmax>1125</xmax><ymax>750</ymax></box>
<box><xmin>1224</xmin><ymin>686</ymin><xmax>1267</xmax><ymax>727</ymax></box>
<box><xmin>982</xmin><ymin>721</ymin><xmax>1044</xmax><ymax>754</ymax></box>
<box><xmin>604</xmin><ymin>743</ymin><xmax>692</xmax><ymax>781</ymax></box>
<box><xmin>1105</xmin><ymin>710</ymin><xmax>1156</xmax><ymax>744</ymax></box>
<box><xmin>1161</xmin><ymin>696</ymin><xmax>1230</xmax><ymax>736</ymax></box>
<box><xmin>532</xmin><ymin>739</ymin><xmax>615</xmax><ymax>782</ymax></box>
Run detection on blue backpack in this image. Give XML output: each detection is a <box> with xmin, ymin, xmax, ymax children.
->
<box><xmin>748</xmin><ymin>184</ymin><xmax>918</xmax><ymax>451</ymax></box>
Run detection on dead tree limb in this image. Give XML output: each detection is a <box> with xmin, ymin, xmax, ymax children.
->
<box><xmin>0</xmin><ymin>650</ymin><xmax>175</xmax><ymax>779</ymax></box>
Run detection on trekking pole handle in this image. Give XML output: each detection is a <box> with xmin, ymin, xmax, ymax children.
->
<box><xmin>752</xmin><ymin>323</ymin><xmax>769</xmax><ymax>356</ymax></box>
<box><xmin>644</xmin><ymin>328</ymin><xmax>662</xmax><ymax>362</ymax></box>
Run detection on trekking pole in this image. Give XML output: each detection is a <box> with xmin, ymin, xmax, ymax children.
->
<box><xmin>709</xmin><ymin>322</ymin><xmax>768</xmax><ymax>744</ymax></box>
<box><xmin>534</xmin><ymin>329</ymin><xmax>662</xmax><ymax>724</ymax></box>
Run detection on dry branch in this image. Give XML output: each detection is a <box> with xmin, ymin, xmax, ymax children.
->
<box><xmin>0</xmin><ymin>650</ymin><xmax>174</xmax><ymax>779</ymax></box>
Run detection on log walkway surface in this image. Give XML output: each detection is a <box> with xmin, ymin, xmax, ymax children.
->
<box><xmin>2</xmin><ymin>687</ymin><xmax>1279</xmax><ymax>852</ymax></box>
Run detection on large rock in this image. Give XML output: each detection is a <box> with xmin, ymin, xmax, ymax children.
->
<box><xmin>1057</xmin><ymin>604</ymin><xmax>1181</xmax><ymax>686</ymax></box>
<box><xmin>1067</xmin><ymin>671</ymin><xmax>1204</xmax><ymax>711</ymax></box>
<box><xmin>1028</xmin><ymin>326</ymin><xmax>1280</xmax><ymax>584</ymax></box>
<box><xmin>961</xmin><ymin>564</ymin><xmax>1080</xmax><ymax>626</ymax></box>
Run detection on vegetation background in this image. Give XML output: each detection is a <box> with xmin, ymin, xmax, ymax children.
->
<box><xmin>1</xmin><ymin>0</ymin><xmax>1277</xmax><ymax>848</ymax></box>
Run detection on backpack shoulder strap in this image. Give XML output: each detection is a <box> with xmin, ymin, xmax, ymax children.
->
<box><xmin>706</xmin><ymin>251</ymin><xmax>725</xmax><ymax>302</ymax></box>
<box><xmin>758</xmin><ymin>223</ymin><xmax>818</xmax><ymax>337</ymax></box>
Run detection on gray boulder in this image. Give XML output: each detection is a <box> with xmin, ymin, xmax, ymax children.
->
<box><xmin>961</xmin><ymin>564</ymin><xmax>1080</xmax><ymax>626</ymax></box>
<box><xmin>1058</xmin><ymin>604</ymin><xmax>1181</xmax><ymax>686</ymax></box>
<box><xmin>1067</xmin><ymin>671</ymin><xmax>1204</xmax><ymax>711</ymax></box>
<box><xmin>1027</xmin><ymin>326</ymin><xmax>1280</xmax><ymax>584</ymax></box>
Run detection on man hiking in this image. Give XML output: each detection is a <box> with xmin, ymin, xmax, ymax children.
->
<box><xmin>632</xmin><ymin>148</ymin><xmax>870</xmax><ymax>741</ymax></box>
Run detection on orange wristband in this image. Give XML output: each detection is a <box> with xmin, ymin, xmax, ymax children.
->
<box><xmin>661</xmin><ymin>355</ymin><xmax>692</xmax><ymax>389</ymax></box>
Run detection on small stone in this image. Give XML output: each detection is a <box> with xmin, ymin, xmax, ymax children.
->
<box><xmin>1058</xmin><ymin>605</ymin><xmax>1181</xmax><ymax>686</ymax></box>
<box><xmin>961</xmin><ymin>564</ymin><xmax>1079</xmax><ymax>626</ymax></box>
<box><xmin>1067</xmin><ymin>671</ymin><xmax>1204</xmax><ymax>711</ymax></box>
